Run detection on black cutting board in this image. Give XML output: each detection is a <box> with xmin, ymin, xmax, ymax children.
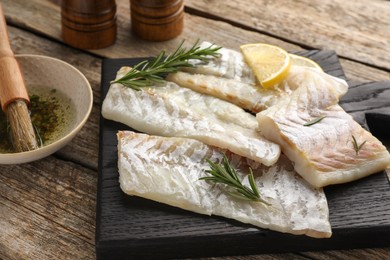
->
<box><xmin>96</xmin><ymin>50</ymin><xmax>390</xmax><ymax>259</ymax></box>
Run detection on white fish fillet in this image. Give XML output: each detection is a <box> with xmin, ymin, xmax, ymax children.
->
<box><xmin>167</xmin><ymin>71</ymin><xmax>287</xmax><ymax>113</ymax></box>
<box><xmin>102</xmin><ymin>67</ymin><xmax>280</xmax><ymax>166</ymax></box>
<box><xmin>168</xmin><ymin>43</ymin><xmax>301</xmax><ymax>113</ymax></box>
<box><xmin>257</xmin><ymin>66</ymin><xmax>390</xmax><ymax>187</ymax></box>
<box><xmin>117</xmin><ymin>130</ymin><xmax>331</xmax><ymax>238</ymax></box>
<box><xmin>185</xmin><ymin>41</ymin><xmax>257</xmax><ymax>84</ymax></box>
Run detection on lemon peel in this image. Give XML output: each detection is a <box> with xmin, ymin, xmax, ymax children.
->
<box><xmin>240</xmin><ymin>43</ymin><xmax>291</xmax><ymax>89</ymax></box>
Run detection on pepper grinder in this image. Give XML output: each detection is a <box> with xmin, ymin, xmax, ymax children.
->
<box><xmin>61</xmin><ymin>0</ymin><xmax>117</xmax><ymax>49</ymax></box>
<box><xmin>130</xmin><ymin>0</ymin><xmax>184</xmax><ymax>41</ymax></box>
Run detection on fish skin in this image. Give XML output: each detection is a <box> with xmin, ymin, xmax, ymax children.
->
<box><xmin>102</xmin><ymin>67</ymin><xmax>280</xmax><ymax>166</ymax></box>
<box><xmin>117</xmin><ymin>130</ymin><xmax>332</xmax><ymax>238</ymax></box>
<box><xmin>257</xmin><ymin>66</ymin><xmax>390</xmax><ymax>188</ymax></box>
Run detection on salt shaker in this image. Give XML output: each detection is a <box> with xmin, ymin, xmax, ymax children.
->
<box><xmin>61</xmin><ymin>0</ymin><xmax>117</xmax><ymax>49</ymax></box>
<box><xmin>130</xmin><ymin>0</ymin><xmax>184</xmax><ymax>41</ymax></box>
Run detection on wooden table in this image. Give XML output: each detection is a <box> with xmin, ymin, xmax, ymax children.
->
<box><xmin>1</xmin><ymin>0</ymin><xmax>389</xmax><ymax>259</ymax></box>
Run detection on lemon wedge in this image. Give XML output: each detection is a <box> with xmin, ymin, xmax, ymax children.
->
<box><xmin>240</xmin><ymin>43</ymin><xmax>291</xmax><ymax>88</ymax></box>
<box><xmin>289</xmin><ymin>54</ymin><xmax>323</xmax><ymax>71</ymax></box>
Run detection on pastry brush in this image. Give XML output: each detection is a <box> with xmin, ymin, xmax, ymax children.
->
<box><xmin>0</xmin><ymin>4</ymin><xmax>38</xmax><ymax>152</ymax></box>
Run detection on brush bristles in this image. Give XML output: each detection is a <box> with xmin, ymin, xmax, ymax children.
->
<box><xmin>7</xmin><ymin>100</ymin><xmax>38</xmax><ymax>152</ymax></box>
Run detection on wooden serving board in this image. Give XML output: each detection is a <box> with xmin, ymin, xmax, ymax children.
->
<box><xmin>96</xmin><ymin>50</ymin><xmax>390</xmax><ymax>259</ymax></box>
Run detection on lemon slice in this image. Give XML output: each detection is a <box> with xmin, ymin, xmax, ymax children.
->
<box><xmin>289</xmin><ymin>54</ymin><xmax>323</xmax><ymax>71</ymax></box>
<box><xmin>240</xmin><ymin>43</ymin><xmax>291</xmax><ymax>88</ymax></box>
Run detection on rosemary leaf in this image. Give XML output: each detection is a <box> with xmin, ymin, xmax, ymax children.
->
<box><xmin>248</xmin><ymin>168</ymin><xmax>260</xmax><ymax>198</ymax></box>
<box><xmin>303</xmin><ymin>115</ymin><xmax>326</xmax><ymax>126</ymax></box>
<box><xmin>352</xmin><ymin>135</ymin><xmax>366</xmax><ymax>155</ymax></box>
<box><xmin>227</xmin><ymin>191</ymin><xmax>255</xmax><ymax>202</ymax></box>
<box><xmin>200</xmin><ymin>154</ymin><xmax>270</xmax><ymax>204</ymax></box>
<box><xmin>112</xmin><ymin>40</ymin><xmax>222</xmax><ymax>90</ymax></box>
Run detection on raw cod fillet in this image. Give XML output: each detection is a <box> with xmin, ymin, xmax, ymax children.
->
<box><xmin>102</xmin><ymin>67</ymin><xmax>280</xmax><ymax>166</ymax></box>
<box><xmin>184</xmin><ymin>41</ymin><xmax>257</xmax><ymax>84</ymax></box>
<box><xmin>117</xmin><ymin>130</ymin><xmax>331</xmax><ymax>238</ymax></box>
<box><xmin>167</xmin><ymin>71</ymin><xmax>282</xmax><ymax>113</ymax></box>
<box><xmin>167</xmin><ymin>67</ymin><xmax>308</xmax><ymax>113</ymax></box>
<box><xmin>170</xmin><ymin>41</ymin><xmax>265</xmax><ymax>112</ymax></box>
<box><xmin>257</xmin><ymin>66</ymin><xmax>390</xmax><ymax>187</ymax></box>
<box><xmin>168</xmin><ymin>42</ymin><xmax>303</xmax><ymax>113</ymax></box>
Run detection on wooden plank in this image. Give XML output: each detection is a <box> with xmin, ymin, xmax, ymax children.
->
<box><xmin>340</xmin><ymin>59</ymin><xmax>389</xmax><ymax>85</ymax></box>
<box><xmin>0</xmin><ymin>0</ymin><xmax>298</xmax><ymax>55</ymax></box>
<box><xmin>6</xmin><ymin>25</ymin><xmax>101</xmax><ymax>169</ymax></box>
<box><xmin>1</xmin><ymin>0</ymin><xmax>389</xmax><ymax>83</ymax></box>
<box><xmin>96</xmin><ymin>53</ymin><xmax>390</xmax><ymax>259</ymax></box>
<box><xmin>185</xmin><ymin>0</ymin><xmax>390</xmax><ymax>70</ymax></box>
<box><xmin>0</xmin><ymin>157</ymin><xmax>96</xmax><ymax>259</ymax></box>
<box><xmin>301</xmin><ymin>247</ymin><xmax>390</xmax><ymax>260</ymax></box>
<box><xmin>0</xmin><ymin>0</ymin><xmax>389</xmax><ymax>259</ymax></box>
<box><xmin>340</xmin><ymin>81</ymin><xmax>390</xmax><ymax>126</ymax></box>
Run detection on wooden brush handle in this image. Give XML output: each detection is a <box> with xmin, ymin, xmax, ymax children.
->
<box><xmin>0</xmin><ymin>4</ymin><xmax>30</xmax><ymax>112</ymax></box>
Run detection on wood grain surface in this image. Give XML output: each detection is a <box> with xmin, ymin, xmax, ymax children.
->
<box><xmin>61</xmin><ymin>0</ymin><xmax>117</xmax><ymax>49</ymax></box>
<box><xmin>0</xmin><ymin>0</ymin><xmax>389</xmax><ymax>259</ymax></box>
<box><xmin>185</xmin><ymin>0</ymin><xmax>390</xmax><ymax>70</ymax></box>
<box><xmin>130</xmin><ymin>0</ymin><xmax>184</xmax><ymax>41</ymax></box>
<box><xmin>2</xmin><ymin>0</ymin><xmax>390</xmax><ymax>83</ymax></box>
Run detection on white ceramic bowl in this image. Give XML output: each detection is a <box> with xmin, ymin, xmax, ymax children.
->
<box><xmin>0</xmin><ymin>55</ymin><xmax>93</xmax><ymax>164</ymax></box>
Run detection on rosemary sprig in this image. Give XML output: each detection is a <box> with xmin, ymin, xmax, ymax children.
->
<box><xmin>112</xmin><ymin>40</ymin><xmax>222</xmax><ymax>90</ymax></box>
<box><xmin>352</xmin><ymin>135</ymin><xmax>366</xmax><ymax>155</ymax></box>
<box><xmin>199</xmin><ymin>154</ymin><xmax>270</xmax><ymax>205</ymax></box>
<box><xmin>304</xmin><ymin>115</ymin><xmax>326</xmax><ymax>126</ymax></box>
